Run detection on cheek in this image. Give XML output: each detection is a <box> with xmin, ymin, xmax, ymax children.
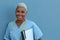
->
<box><xmin>22</xmin><ymin>13</ymin><xmax>26</xmax><ymax>17</ymax></box>
<box><xmin>23</xmin><ymin>13</ymin><xmax>26</xmax><ymax>15</ymax></box>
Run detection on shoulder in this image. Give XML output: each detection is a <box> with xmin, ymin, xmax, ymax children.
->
<box><xmin>8</xmin><ymin>21</ymin><xmax>14</xmax><ymax>26</ymax></box>
<box><xmin>26</xmin><ymin>19</ymin><xmax>37</xmax><ymax>26</ymax></box>
<box><xmin>6</xmin><ymin>21</ymin><xmax>14</xmax><ymax>31</ymax></box>
<box><xmin>7</xmin><ymin>21</ymin><xmax>15</xmax><ymax>29</ymax></box>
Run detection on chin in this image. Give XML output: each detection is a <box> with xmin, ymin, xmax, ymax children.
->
<box><xmin>17</xmin><ymin>18</ymin><xmax>23</xmax><ymax>21</ymax></box>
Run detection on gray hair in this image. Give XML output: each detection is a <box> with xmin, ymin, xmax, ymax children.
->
<box><xmin>16</xmin><ymin>3</ymin><xmax>27</xmax><ymax>11</ymax></box>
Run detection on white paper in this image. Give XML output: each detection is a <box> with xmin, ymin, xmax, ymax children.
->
<box><xmin>25</xmin><ymin>28</ymin><xmax>34</xmax><ymax>40</ymax></box>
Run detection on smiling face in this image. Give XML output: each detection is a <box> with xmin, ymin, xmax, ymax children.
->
<box><xmin>16</xmin><ymin>6</ymin><xmax>26</xmax><ymax>21</ymax></box>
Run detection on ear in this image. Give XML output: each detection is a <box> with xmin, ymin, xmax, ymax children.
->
<box><xmin>25</xmin><ymin>11</ymin><xmax>27</xmax><ymax>15</ymax></box>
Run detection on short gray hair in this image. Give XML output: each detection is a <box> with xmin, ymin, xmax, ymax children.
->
<box><xmin>16</xmin><ymin>3</ymin><xmax>27</xmax><ymax>11</ymax></box>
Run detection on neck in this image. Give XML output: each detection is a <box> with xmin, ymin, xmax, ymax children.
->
<box><xmin>16</xmin><ymin>19</ymin><xmax>25</xmax><ymax>23</ymax></box>
<box><xmin>15</xmin><ymin>19</ymin><xmax>25</xmax><ymax>27</ymax></box>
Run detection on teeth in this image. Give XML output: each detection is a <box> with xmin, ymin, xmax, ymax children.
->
<box><xmin>18</xmin><ymin>16</ymin><xmax>22</xmax><ymax>18</ymax></box>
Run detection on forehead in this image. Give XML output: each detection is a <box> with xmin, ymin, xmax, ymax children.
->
<box><xmin>16</xmin><ymin>6</ymin><xmax>26</xmax><ymax>11</ymax></box>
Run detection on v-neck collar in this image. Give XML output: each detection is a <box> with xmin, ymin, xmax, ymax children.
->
<box><xmin>15</xmin><ymin>20</ymin><xmax>25</xmax><ymax>29</ymax></box>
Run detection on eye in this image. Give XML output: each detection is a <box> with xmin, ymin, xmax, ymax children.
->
<box><xmin>16</xmin><ymin>10</ymin><xmax>20</xmax><ymax>12</ymax></box>
<box><xmin>21</xmin><ymin>11</ymin><xmax>25</xmax><ymax>13</ymax></box>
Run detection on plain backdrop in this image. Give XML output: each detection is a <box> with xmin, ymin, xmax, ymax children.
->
<box><xmin>0</xmin><ymin>0</ymin><xmax>60</xmax><ymax>40</ymax></box>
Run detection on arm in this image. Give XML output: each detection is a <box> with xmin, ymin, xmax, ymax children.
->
<box><xmin>4</xmin><ymin>23</ymin><xmax>11</xmax><ymax>40</ymax></box>
<box><xmin>32</xmin><ymin>22</ymin><xmax>43</xmax><ymax>40</ymax></box>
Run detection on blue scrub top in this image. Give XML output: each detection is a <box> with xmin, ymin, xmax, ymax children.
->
<box><xmin>4</xmin><ymin>19</ymin><xmax>43</xmax><ymax>40</ymax></box>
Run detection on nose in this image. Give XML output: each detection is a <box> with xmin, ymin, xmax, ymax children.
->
<box><xmin>16</xmin><ymin>13</ymin><xmax>23</xmax><ymax>15</ymax></box>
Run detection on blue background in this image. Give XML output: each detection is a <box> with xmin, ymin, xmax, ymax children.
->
<box><xmin>0</xmin><ymin>0</ymin><xmax>60</xmax><ymax>40</ymax></box>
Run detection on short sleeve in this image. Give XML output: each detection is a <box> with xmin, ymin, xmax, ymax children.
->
<box><xmin>33</xmin><ymin>22</ymin><xmax>43</xmax><ymax>40</ymax></box>
<box><xmin>4</xmin><ymin>22</ymin><xmax>12</xmax><ymax>40</ymax></box>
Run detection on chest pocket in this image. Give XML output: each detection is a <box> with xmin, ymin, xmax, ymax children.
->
<box><xmin>10</xmin><ymin>29</ymin><xmax>22</xmax><ymax>40</ymax></box>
